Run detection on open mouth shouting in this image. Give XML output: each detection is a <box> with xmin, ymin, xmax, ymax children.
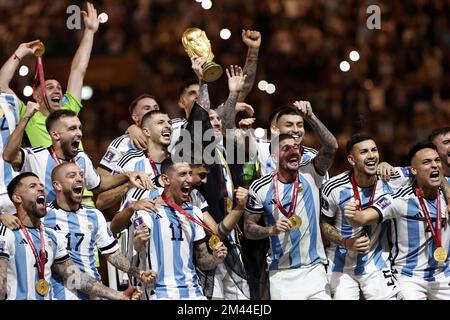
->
<box><xmin>161</xmin><ymin>130</ymin><xmax>172</xmax><ymax>142</ymax></box>
<box><xmin>430</xmin><ymin>170</ymin><xmax>440</xmax><ymax>183</ymax></box>
<box><xmin>49</xmin><ymin>94</ymin><xmax>62</xmax><ymax>109</ymax></box>
<box><xmin>180</xmin><ymin>185</ymin><xmax>191</xmax><ymax>202</ymax></box>
<box><xmin>71</xmin><ymin>139</ymin><xmax>81</xmax><ymax>153</ymax></box>
<box><xmin>36</xmin><ymin>194</ymin><xmax>46</xmax><ymax>210</ymax></box>
<box><xmin>365</xmin><ymin>160</ymin><xmax>378</xmax><ymax>172</ymax></box>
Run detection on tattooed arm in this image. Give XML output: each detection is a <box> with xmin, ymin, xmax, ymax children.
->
<box><xmin>244</xmin><ymin>211</ymin><xmax>271</xmax><ymax>240</ymax></box>
<box><xmin>52</xmin><ymin>258</ymin><xmax>140</xmax><ymax>300</ymax></box>
<box><xmin>293</xmin><ymin>101</ymin><xmax>338</xmax><ymax>174</ymax></box>
<box><xmin>320</xmin><ymin>214</ymin><xmax>344</xmax><ymax>246</ymax></box>
<box><xmin>238</xmin><ymin>30</ymin><xmax>261</xmax><ymax>102</ymax></box>
<box><xmin>194</xmin><ymin>241</ymin><xmax>224</xmax><ymax>271</ymax></box>
<box><xmin>196</xmin><ymin>80</ymin><xmax>211</xmax><ymax>111</ymax></box>
<box><xmin>105</xmin><ymin>250</ymin><xmax>156</xmax><ymax>284</ymax></box>
<box><xmin>0</xmin><ymin>258</ymin><xmax>7</xmax><ymax>299</ymax></box>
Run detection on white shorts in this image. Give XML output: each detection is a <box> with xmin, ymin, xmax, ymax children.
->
<box><xmin>0</xmin><ymin>193</ymin><xmax>15</xmax><ymax>214</ymax></box>
<box><xmin>211</xmin><ymin>263</ymin><xmax>250</xmax><ymax>300</ymax></box>
<box><xmin>269</xmin><ymin>264</ymin><xmax>331</xmax><ymax>300</ymax></box>
<box><xmin>398</xmin><ymin>272</ymin><xmax>450</xmax><ymax>300</ymax></box>
<box><xmin>329</xmin><ymin>268</ymin><xmax>399</xmax><ymax>300</ymax></box>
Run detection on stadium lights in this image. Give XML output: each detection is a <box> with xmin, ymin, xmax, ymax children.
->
<box><xmin>258</xmin><ymin>80</ymin><xmax>268</xmax><ymax>91</ymax></box>
<box><xmin>266</xmin><ymin>83</ymin><xmax>276</xmax><ymax>94</ymax></box>
<box><xmin>98</xmin><ymin>12</ymin><xmax>108</xmax><ymax>24</ymax></box>
<box><xmin>23</xmin><ymin>86</ymin><xmax>33</xmax><ymax>97</ymax></box>
<box><xmin>349</xmin><ymin>50</ymin><xmax>360</xmax><ymax>62</ymax></box>
<box><xmin>201</xmin><ymin>0</ymin><xmax>212</xmax><ymax>10</ymax></box>
<box><xmin>81</xmin><ymin>86</ymin><xmax>94</xmax><ymax>100</ymax></box>
<box><xmin>339</xmin><ymin>61</ymin><xmax>350</xmax><ymax>72</ymax></box>
<box><xmin>254</xmin><ymin>127</ymin><xmax>265</xmax><ymax>139</ymax></box>
<box><xmin>220</xmin><ymin>28</ymin><xmax>231</xmax><ymax>40</ymax></box>
<box><xmin>19</xmin><ymin>65</ymin><xmax>29</xmax><ymax>76</ymax></box>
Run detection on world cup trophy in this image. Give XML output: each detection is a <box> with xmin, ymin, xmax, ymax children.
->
<box><xmin>182</xmin><ymin>27</ymin><xmax>223</xmax><ymax>82</ymax></box>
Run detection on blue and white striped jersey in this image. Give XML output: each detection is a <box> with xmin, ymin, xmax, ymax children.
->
<box><xmin>130</xmin><ymin>203</ymin><xmax>206</xmax><ymax>299</ymax></box>
<box><xmin>114</xmin><ymin>149</ymin><xmax>162</xmax><ymax>177</ymax></box>
<box><xmin>43</xmin><ymin>201</ymin><xmax>119</xmax><ymax>300</ymax></box>
<box><xmin>19</xmin><ymin>147</ymin><xmax>100</xmax><ymax>202</ymax></box>
<box><xmin>168</xmin><ymin>117</ymin><xmax>187</xmax><ymax>155</ymax></box>
<box><xmin>246</xmin><ymin>162</ymin><xmax>326</xmax><ymax>271</ymax></box>
<box><xmin>99</xmin><ymin>134</ymin><xmax>137</xmax><ymax>173</ymax></box>
<box><xmin>0</xmin><ymin>93</ymin><xmax>20</xmax><ymax>200</ymax></box>
<box><xmin>372</xmin><ymin>186</ymin><xmax>449</xmax><ymax>281</ymax></box>
<box><xmin>321</xmin><ymin>168</ymin><xmax>411</xmax><ymax>275</ymax></box>
<box><xmin>0</xmin><ymin>223</ymin><xmax>69</xmax><ymax>300</ymax></box>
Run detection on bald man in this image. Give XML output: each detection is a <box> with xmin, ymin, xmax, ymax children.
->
<box><xmin>42</xmin><ymin>163</ymin><xmax>156</xmax><ymax>300</ymax></box>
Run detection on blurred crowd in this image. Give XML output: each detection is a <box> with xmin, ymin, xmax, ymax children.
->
<box><xmin>1</xmin><ymin>0</ymin><xmax>449</xmax><ymax>175</ymax></box>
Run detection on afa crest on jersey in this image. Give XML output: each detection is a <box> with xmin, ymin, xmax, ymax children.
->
<box><xmin>375</xmin><ymin>196</ymin><xmax>391</xmax><ymax>209</ymax></box>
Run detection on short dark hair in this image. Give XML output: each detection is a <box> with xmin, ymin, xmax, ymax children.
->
<box><xmin>45</xmin><ymin>109</ymin><xmax>77</xmax><ymax>132</ymax></box>
<box><xmin>275</xmin><ymin>105</ymin><xmax>301</xmax><ymax>123</ymax></box>
<box><xmin>7</xmin><ymin>172</ymin><xmax>39</xmax><ymax>201</ymax></box>
<box><xmin>408</xmin><ymin>141</ymin><xmax>437</xmax><ymax>164</ymax></box>
<box><xmin>178</xmin><ymin>79</ymin><xmax>198</xmax><ymax>98</ymax></box>
<box><xmin>128</xmin><ymin>94</ymin><xmax>157</xmax><ymax>115</ymax></box>
<box><xmin>346</xmin><ymin>133</ymin><xmax>374</xmax><ymax>154</ymax></box>
<box><xmin>141</xmin><ymin>110</ymin><xmax>168</xmax><ymax>128</ymax></box>
<box><xmin>269</xmin><ymin>133</ymin><xmax>296</xmax><ymax>154</ymax></box>
<box><xmin>428</xmin><ymin>126</ymin><xmax>450</xmax><ymax>143</ymax></box>
<box><xmin>161</xmin><ymin>158</ymin><xmax>175</xmax><ymax>175</ymax></box>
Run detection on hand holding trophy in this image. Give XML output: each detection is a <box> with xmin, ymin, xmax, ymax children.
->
<box><xmin>182</xmin><ymin>27</ymin><xmax>223</xmax><ymax>82</ymax></box>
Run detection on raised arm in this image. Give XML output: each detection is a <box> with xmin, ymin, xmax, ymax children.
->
<box><xmin>293</xmin><ymin>101</ymin><xmax>338</xmax><ymax>173</ymax></box>
<box><xmin>66</xmin><ymin>2</ymin><xmax>99</xmax><ymax>100</ymax></box>
<box><xmin>194</xmin><ymin>241</ymin><xmax>227</xmax><ymax>271</ymax></box>
<box><xmin>3</xmin><ymin>102</ymin><xmax>39</xmax><ymax>170</ymax></box>
<box><xmin>0</xmin><ymin>40</ymin><xmax>40</xmax><ymax>92</ymax></box>
<box><xmin>190</xmin><ymin>56</ymin><xmax>211</xmax><ymax>112</ymax></box>
<box><xmin>244</xmin><ymin>211</ymin><xmax>292</xmax><ymax>240</ymax></box>
<box><xmin>238</xmin><ymin>30</ymin><xmax>261</xmax><ymax>102</ymax></box>
<box><xmin>222</xmin><ymin>65</ymin><xmax>246</xmax><ymax>130</ymax></box>
<box><xmin>52</xmin><ymin>258</ymin><xmax>141</xmax><ymax>300</ymax></box>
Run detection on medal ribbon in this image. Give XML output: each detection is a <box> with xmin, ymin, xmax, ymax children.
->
<box><xmin>161</xmin><ymin>193</ymin><xmax>215</xmax><ymax>235</ymax></box>
<box><xmin>350</xmin><ymin>173</ymin><xmax>377</xmax><ymax>210</ymax></box>
<box><xmin>273</xmin><ymin>172</ymin><xmax>301</xmax><ymax>218</ymax></box>
<box><xmin>19</xmin><ymin>222</ymin><xmax>46</xmax><ymax>280</ymax></box>
<box><xmin>146</xmin><ymin>152</ymin><xmax>159</xmax><ymax>176</ymax></box>
<box><xmin>50</xmin><ymin>147</ymin><xmax>76</xmax><ymax>165</ymax></box>
<box><xmin>416</xmin><ymin>187</ymin><xmax>442</xmax><ymax>248</ymax></box>
<box><xmin>32</xmin><ymin>56</ymin><xmax>51</xmax><ymax>112</ymax></box>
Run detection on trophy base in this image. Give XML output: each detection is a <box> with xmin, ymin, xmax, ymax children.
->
<box><xmin>202</xmin><ymin>62</ymin><xmax>223</xmax><ymax>82</ymax></box>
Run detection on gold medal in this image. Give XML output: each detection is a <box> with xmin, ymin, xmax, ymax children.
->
<box><xmin>35</xmin><ymin>278</ymin><xmax>49</xmax><ymax>296</ymax></box>
<box><xmin>31</xmin><ymin>42</ymin><xmax>45</xmax><ymax>57</ymax></box>
<box><xmin>224</xmin><ymin>198</ymin><xmax>233</xmax><ymax>213</ymax></box>
<box><xmin>208</xmin><ymin>234</ymin><xmax>221</xmax><ymax>250</ymax></box>
<box><xmin>289</xmin><ymin>216</ymin><xmax>302</xmax><ymax>229</ymax></box>
<box><xmin>434</xmin><ymin>246</ymin><xmax>447</xmax><ymax>262</ymax></box>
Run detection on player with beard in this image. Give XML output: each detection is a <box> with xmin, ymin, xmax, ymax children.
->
<box><xmin>344</xmin><ymin>142</ymin><xmax>450</xmax><ymax>300</ymax></box>
<box><xmin>245</xmin><ymin>133</ymin><xmax>337</xmax><ymax>299</ymax></box>
<box><xmin>320</xmin><ymin>133</ymin><xmax>412</xmax><ymax>300</ymax></box>
<box><xmin>189</xmin><ymin>163</ymin><xmax>250</xmax><ymax>299</ymax></box>
<box><xmin>0</xmin><ymin>173</ymin><xmax>142</xmax><ymax>300</ymax></box>
<box><xmin>109</xmin><ymin>110</ymin><xmax>173</xmax><ymax>234</ymax></box>
<box><xmin>429</xmin><ymin>127</ymin><xmax>450</xmax><ymax>183</ymax></box>
<box><xmin>0</xmin><ymin>2</ymin><xmax>100</xmax><ymax>148</ymax></box>
<box><xmin>131</xmin><ymin>160</ymin><xmax>228</xmax><ymax>299</ymax></box>
<box><xmin>42</xmin><ymin>163</ymin><xmax>156</xmax><ymax>300</ymax></box>
<box><xmin>3</xmin><ymin>108</ymin><xmax>152</xmax><ymax>203</ymax></box>
<box><xmin>95</xmin><ymin>95</ymin><xmax>160</xmax><ymax>210</ymax></box>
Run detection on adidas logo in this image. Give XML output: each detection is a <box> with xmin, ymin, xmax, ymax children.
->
<box><xmin>155</xmin><ymin>213</ymin><xmax>162</xmax><ymax>220</ymax></box>
<box><xmin>19</xmin><ymin>239</ymin><xmax>28</xmax><ymax>245</ymax></box>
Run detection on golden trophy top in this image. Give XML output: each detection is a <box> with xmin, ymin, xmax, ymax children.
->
<box><xmin>31</xmin><ymin>42</ymin><xmax>45</xmax><ymax>57</ymax></box>
<box><xmin>182</xmin><ymin>27</ymin><xmax>214</xmax><ymax>62</ymax></box>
